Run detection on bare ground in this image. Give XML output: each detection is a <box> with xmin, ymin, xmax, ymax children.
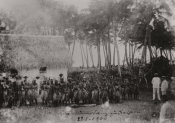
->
<box><xmin>0</xmin><ymin>92</ymin><xmax>163</xmax><ymax>123</ymax></box>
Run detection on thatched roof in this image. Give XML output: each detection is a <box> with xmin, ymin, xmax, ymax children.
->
<box><xmin>0</xmin><ymin>34</ymin><xmax>72</xmax><ymax>70</ymax></box>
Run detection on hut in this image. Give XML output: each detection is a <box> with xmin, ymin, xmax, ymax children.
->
<box><xmin>1</xmin><ymin>34</ymin><xmax>72</xmax><ymax>81</ymax></box>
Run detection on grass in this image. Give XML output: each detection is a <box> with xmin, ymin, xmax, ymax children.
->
<box><xmin>0</xmin><ymin>92</ymin><xmax>163</xmax><ymax>123</ymax></box>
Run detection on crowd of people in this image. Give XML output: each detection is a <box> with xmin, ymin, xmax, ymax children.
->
<box><xmin>1</xmin><ymin>69</ymin><xmax>173</xmax><ymax>108</ymax></box>
<box><xmin>0</xmin><ymin>71</ymin><xmax>140</xmax><ymax>108</ymax></box>
<box><xmin>0</xmin><ymin>70</ymin><xmax>175</xmax><ymax>122</ymax></box>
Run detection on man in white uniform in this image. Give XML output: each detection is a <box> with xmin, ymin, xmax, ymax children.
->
<box><xmin>152</xmin><ymin>73</ymin><xmax>161</xmax><ymax>101</ymax></box>
<box><xmin>161</xmin><ymin>76</ymin><xmax>169</xmax><ymax>102</ymax></box>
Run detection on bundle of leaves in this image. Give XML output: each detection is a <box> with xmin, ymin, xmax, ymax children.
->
<box><xmin>152</xmin><ymin>56</ymin><xmax>172</xmax><ymax>76</ymax></box>
<box><xmin>151</xmin><ymin>19</ymin><xmax>175</xmax><ymax>50</ymax></box>
<box><xmin>140</xmin><ymin>56</ymin><xmax>172</xmax><ymax>88</ymax></box>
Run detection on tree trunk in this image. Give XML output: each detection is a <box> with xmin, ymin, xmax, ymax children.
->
<box><xmin>108</xmin><ymin>40</ymin><xmax>111</xmax><ymax>67</ymax></box>
<box><xmin>80</xmin><ymin>41</ymin><xmax>84</xmax><ymax>68</ymax></box>
<box><xmin>129</xmin><ymin>41</ymin><xmax>132</xmax><ymax>65</ymax></box>
<box><xmin>123</xmin><ymin>51</ymin><xmax>126</xmax><ymax>66</ymax></box>
<box><xmin>115</xmin><ymin>40</ymin><xmax>121</xmax><ymax>77</ymax></box>
<box><xmin>131</xmin><ymin>43</ymin><xmax>136</xmax><ymax>66</ymax></box>
<box><xmin>114</xmin><ymin>30</ymin><xmax>121</xmax><ymax>77</ymax></box>
<box><xmin>89</xmin><ymin>46</ymin><xmax>95</xmax><ymax>67</ymax></box>
<box><xmin>97</xmin><ymin>44</ymin><xmax>101</xmax><ymax>68</ymax></box>
<box><xmin>160</xmin><ymin>49</ymin><xmax>163</xmax><ymax>56</ymax></box>
<box><xmin>142</xmin><ymin>26</ymin><xmax>152</xmax><ymax>64</ymax></box>
<box><xmin>155</xmin><ymin>47</ymin><xmax>158</xmax><ymax>58</ymax></box>
<box><xmin>105</xmin><ymin>40</ymin><xmax>109</xmax><ymax>67</ymax></box>
<box><xmin>68</xmin><ymin>43</ymin><xmax>71</xmax><ymax>52</ymax></box>
<box><xmin>165</xmin><ymin>50</ymin><xmax>169</xmax><ymax>59</ymax></box>
<box><xmin>163</xmin><ymin>50</ymin><xmax>168</xmax><ymax>58</ymax></box>
<box><xmin>169</xmin><ymin>50</ymin><xmax>172</xmax><ymax>64</ymax></box>
<box><xmin>148</xmin><ymin>46</ymin><xmax>153</xmax><ymax>62</ymax></box>
<box><xmin>107</xmin><ymin>19</ymin><xmax>111</xmax><ymax>68</ymax></box>
<box><xmin>142</xmin><ymin>46</ymin><xmax>147</xmax><ymax>64</ymax></box>
<box><xmin>97</xmin><ymin>38</ymin><xmax>101</xmax><ymax>69</ymax></box>
<box><xmin>125</xmin><ymin>42</ymin><xmax>129</xmax><ymax>66</ymax></box>
<box><xmin>147</xmin><ymin>26</ymin><xmax>153</xmax><ymax>62</ymax></box>
<box><xmin>145</xmin><ymin>46</ymin><xmax>147</xmax><ymax>64</ymax></box>
<box><xmin>102</xmin><ymin>41</ymin><xmax>107</xmax><ymax>67</ymax></box>
<box><xmin>113</xmin><ymin>45</ymin><xmax>116</xmax><ymax>66</ymax></box>
<box><xmin>86</xmin><ymin>43</ymin><xmax>89</xmax><ymax>68</ymax></box>
<box><xmin>131</xmin><ymin>43</ymin><xmax>133</xmax><ymax>65</ymax></box>
<box><xmin>81</xmin><ymin>43</ymin><xmax>88</xmax><ymax>67</ymax></box>
<box><xmin>71</xmin><ymin>39</ymin><xmax>76</xmax><ymax>58</ymax></box>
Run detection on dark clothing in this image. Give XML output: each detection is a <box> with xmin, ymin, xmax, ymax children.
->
<box><xmin>60</xmin><ymin>77</ymin><xmax>64</xmax><ymax>83</ymax></box>
<box><xmin>0</xmin><ymin>83</ymin><xmax>3</xmax><ymax>107</ymax></box>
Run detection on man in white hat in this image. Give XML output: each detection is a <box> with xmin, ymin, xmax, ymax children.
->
<box><xmin>152</xmin><ymin>73</ymin><xmax>161</xmax><ymax>101</ymax></box>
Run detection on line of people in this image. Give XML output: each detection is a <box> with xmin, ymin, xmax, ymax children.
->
<box><xmin>0</xmin><ymin>73</ymin><xmax>140</xmax><ymax>108</ymax></box>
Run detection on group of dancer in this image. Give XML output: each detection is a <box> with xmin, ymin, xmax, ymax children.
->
<box><xmin>0</xmin><ymin>72</ymin><xmax>140</xmax><ymax>108</ymax></box>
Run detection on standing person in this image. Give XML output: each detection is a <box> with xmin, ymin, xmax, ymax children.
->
<box><xmin>36</xmin><ymin>77</ymin><xmax>41</xmax><ymax>95</ymax></box>
<box><xmin>12</xmin><ymin>79</ymin><xmax>19</xmax><ymax>106</ymax></box>
<box><xmin>23</xmin><ymin>76</ymin><xmax>28</xmax><ymax>84</ymax></box>
<box><xmin>159</xmin><ymin>77</ymin><xmax>175</xmax><ymax>123</ymax></box>
<box><xmin>0</xmin><ymin>81</ymin><xmax>4</xmax><ymax>108</ymax></box>
<box><xmin>31</xmin><ymin>80</ymin><xmax>38</xmax><ymax>105</ymax></box>
<box><xmin>152</xmin><ymin>73</ymin><xmax>161</xmax><ymax>101</ymax></box>
<box><xmin>161</xmin><ymin>76</ymin><xmax>169</xmax><ymax>102</ymax></box>
<box><xmin>59</xmin><ymin>74</ymin><xmax>64</xmax><ymax>84</ymax></box>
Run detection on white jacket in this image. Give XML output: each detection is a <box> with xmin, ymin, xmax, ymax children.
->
<box><xmin>152</xmin><ymin>77</ymin><xmax>161</xmax><ymax>88</ymax></box>
<box><xmin>161</xmin><ymin>80</ymin><xmax>168</xmax><ymax>92</ymax></box>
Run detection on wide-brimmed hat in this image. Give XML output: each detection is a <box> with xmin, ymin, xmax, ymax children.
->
<box><xmin>59</xmin><ymin>74</ymin><xmax>63</xmax><ymax>76</ymax></box>
<box><xmin>24</xmin><ymin>76</ymin><xmax>28</xmax><ymax>79</ymax></box>
<box><xmin>36</xmin><ymin>76</ymin><xmax>40</xmax><ymax>79</ymax></box>
<box><xmin>171</xmin><ymin>77</ymin><xmax>175</xmax><ymax>80</ymax></box>
<box><xmin>154</xmin><ymin>73</ymin><xmax>158</xmax><ymax>76</ymax></box>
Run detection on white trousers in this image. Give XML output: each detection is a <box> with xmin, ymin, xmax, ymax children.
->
<box><xmin>161</xmin><ymin>91</ymin><xmax>167</xmax><ymax>96</ymax></box>
<box><xmin>153</xmin><ymin>88</ymin><xmax>161</xmax><ymax>100</ymax></box>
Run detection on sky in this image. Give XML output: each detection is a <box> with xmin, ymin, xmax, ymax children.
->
<box><xmin>59</xmin><ymin>0</ymin><xmax>90</xmax><ymax>10</ymax></box>
<box><xmin>0</xmin><ymin>0</ymin><xmax>90</xmax><ymax>11</ymax></box>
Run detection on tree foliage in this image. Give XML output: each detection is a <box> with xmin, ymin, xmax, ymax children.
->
<box><xmin>1</xmin><ymin>0</ymin><xmax>175</xmax><ymax>72</ymax></box>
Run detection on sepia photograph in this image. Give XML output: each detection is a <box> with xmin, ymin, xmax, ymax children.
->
<box><xmin>0</xmin><ymin>0</ymin><xmax>175</xmax><ymax>123</ymax></box>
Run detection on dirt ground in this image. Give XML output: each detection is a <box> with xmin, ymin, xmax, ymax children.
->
<box><xmin>0</xmin><ymin>92</ymin><xmax>163</xmax><ymax>123</ymax></box>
